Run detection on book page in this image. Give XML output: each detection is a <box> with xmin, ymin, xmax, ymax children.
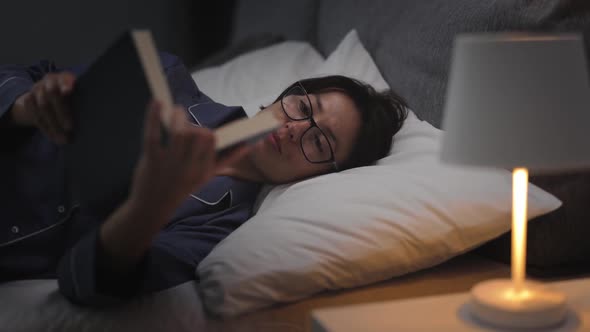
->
<box><xmin>132</xmin><ymin>30</ymin><xmax>174</xmax><ymax>128</ymax></box>
<box><xmin>215</xmin><ymin>111</ymin><xmax>281</xmax><ymax>151</ymax></box>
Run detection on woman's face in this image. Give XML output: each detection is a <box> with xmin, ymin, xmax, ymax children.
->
<box><xmin>247</xmin><ymin>90</ymin><xmax>361</xmax><ymax>183</ymax></box>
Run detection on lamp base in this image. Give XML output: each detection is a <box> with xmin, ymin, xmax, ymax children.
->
<box><xmin>469</xmin><ymin>279</ymin><xmax>567</xmax><ymax>329</ymax></box>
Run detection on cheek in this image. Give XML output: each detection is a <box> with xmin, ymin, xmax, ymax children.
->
<box><xmin>250</xmin><ymin>136</ymin><xmax>332</xmax><ymax>183</ymax></box>
<box><xmin>285</xmin><ymin>158</ymin><xmax>332</xmax><ymax>182</ymax></box>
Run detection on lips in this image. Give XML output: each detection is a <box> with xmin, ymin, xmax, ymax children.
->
<box><xmin>268</xmin><ymin>132</ymin><xmax>282</xmax><ymax>153</ymax></box>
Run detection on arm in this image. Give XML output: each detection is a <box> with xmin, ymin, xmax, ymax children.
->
<box><xmin>57</xmin><ymin>103</ymin><xmax>251</xmax><ymax>305</ymax></box>
<box><xmin>56</xmin><ymin>198</ymin><xmax>180</xmax><ymax>304</ymax></box>
<box><xmin>57</xmin><ymin>207</ymin><xmax>246</xmax><ymax>304</ymax></box>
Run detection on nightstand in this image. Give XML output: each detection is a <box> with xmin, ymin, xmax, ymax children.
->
<box><xmin>311</xmin><ymin>277</ymin><xmax>590</xmax><ymax>331</ymax></box>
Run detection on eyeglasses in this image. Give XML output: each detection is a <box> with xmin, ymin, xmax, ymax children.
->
<box><xmin>280</xmin><ymin>82</ymin><xmax>338</xmax><ymax>170</ymax></box>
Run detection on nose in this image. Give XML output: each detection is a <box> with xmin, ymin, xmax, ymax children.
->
<box><xmin>281</xmin><ymin>120</ymin><xmax>309</xmax><ymax>142</ymax></box>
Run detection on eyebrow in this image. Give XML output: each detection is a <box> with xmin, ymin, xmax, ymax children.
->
<box><xmin>315</xmin><ymin>94</ymin><xmax>338</xmax><ymax>152</ymax></box>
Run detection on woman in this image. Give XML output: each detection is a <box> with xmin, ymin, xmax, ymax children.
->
<box><xmin>0</xmin><ymin>53</ymin><xmax>407</xmax><ymax>306</ymax></box>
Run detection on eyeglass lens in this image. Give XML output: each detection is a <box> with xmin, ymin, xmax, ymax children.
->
<box><xmin>281</xmin><ymin>85</ymin><xmax>333</xmax><ymax>163</ymax></box>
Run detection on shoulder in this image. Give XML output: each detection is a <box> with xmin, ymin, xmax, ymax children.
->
<box><xmin>158</xmin><ymin>51</ymin><xmax>183</xmax><ymax>70</ymax></box>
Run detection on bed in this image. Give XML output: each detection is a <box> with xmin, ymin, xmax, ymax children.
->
<box><xmin>2</xmin><ymin>1</ymin><xmax>589</xmax><ymax>331</ymax></box>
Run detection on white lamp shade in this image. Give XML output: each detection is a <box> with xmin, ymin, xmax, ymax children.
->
<box><xmin>441</xmin><ymin>33</ymin><xmax>590</xmax><ymax>173</ymax></box>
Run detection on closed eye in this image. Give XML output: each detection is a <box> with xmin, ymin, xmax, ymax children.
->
<box><xmin>313</xmin><ymin>94</ymin><xmax>337</xmax><ymax>153</ymax></box>
<box><xmin>299</xmin><ymin>100</ymin><xmax>312</xmax><ymax>117</ymax></box>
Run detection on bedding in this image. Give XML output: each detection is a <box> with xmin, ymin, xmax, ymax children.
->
<box><xmin>0</xmin><ymin>280</ymin><xmax>207</xmax><ymax>332</ymax></box>
<box><xmin>195</xmin><ymin>30</ymin><xmax>561</xmax><ymax>317</ymax></box>
<box><xmin>0</xmin><ymin>30</ymin><xmax>395</xmax><ymax>332</ymax></box>
<box><xmin>305</xmin><ymin>0</ymin><xmax>590</xmax><ymax>277</ymax></box>
<box><xmin>190</xmin><ymin>40</ymin><xmax>324</xmax><ymax>111</ymax></box>
<box><xmin>2</xmin><ymin>1</ymin><xmax>587</xmax><ymax>331</ymax></box>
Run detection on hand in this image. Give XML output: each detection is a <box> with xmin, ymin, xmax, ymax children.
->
<box><xmin>129</xmin><ymin>101</ymin><xmax>251</xmax><ymax>219</ymax></box>
<box><xmin>98</xmin><ymin>101</ymin><xmax>251</xmax><ymax>273</ymax></box>
<box><xmin>10</xmin><ymin>72</ymin><xmax>75</xmax><ymax>144</ymax></box>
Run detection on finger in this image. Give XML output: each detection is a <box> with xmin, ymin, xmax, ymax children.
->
<box><xmin>58</xmin><ymin>72</ymin><xmax>76</xmax><ymax>95</ymax></box>
<box><xmin>34</xmin><ymin>83</ymin><xmax>59</xmax><ymax>136</ymax></box>
<box><xmin>169</xmin><ymin>116</ymin><xmax>193</xmax><ymax>162</ymax></box>
<box><xmin>26</xmin><ymin>91</ymin><xmax>57</xmax><ymax>143</ymax></box>
<box><xmin>168</xmin><ymin>106</ymin><xmax>190</xmax><ymax>155</ymax></box>
<box><xmin>24</xmin><ymin>92</ymin><xmax>43</xmax><ymax>131</ymax></box>
<box><xmin>32</xmin><ymin>85</ymin><xmax>63</xmax><ymax>144</ymax></box>
<box><xmin>35</xmin><ymin>83</ymin><xmax>66</xmax><ymax>144</ymax></box>
<box><xmin>44</xmin><ymin>77</ymin><xmax>71</xmax><ymax>136</ymax></box>
<box><xmin>201</xmin><ymin>140</ymin><xmax>217</xmax><ymax>179</ymax></box>
<box><xmin>189</xmin><ymin>129</ymin><xmax>216</xmax><ymax>178</ymax></box>
<box><xmin>188</xmin><ymin>126</ymin><xmax>213</xmax><ymax>152</ymax></box>
<box><xmin>143</xmin><ymin>100</ymin><xmax>163</xmax><ymax>158</ymax></box>
<box><xmin>45</xmin><ymin>77</ymin><xmax>72</xmax><ymax>132</ymax></box>
<box><xmin>180</xmin><ymin>122</ymin><xmax>196</xmax><ymax>162</ymax></box>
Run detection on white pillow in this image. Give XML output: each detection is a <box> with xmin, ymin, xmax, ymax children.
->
<box><xmin>315</xmin><ymin>30</ymin><xmax>389</xmax><ymax>91</ymax></box>
<box><xmin>196</xmin><ymin>30</ymin><xmax>562</xmax><ymax>317</ymax></box>
<box><xmin>190</xmin><ymin>40</ymin><xmax>324</xmax><ymax>108</ymax></box>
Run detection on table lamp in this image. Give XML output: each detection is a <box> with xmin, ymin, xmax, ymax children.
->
<box><xmin>441</xmin><ymin>33</ymin><xmax>590</xmax><ymax>329</ymax></box>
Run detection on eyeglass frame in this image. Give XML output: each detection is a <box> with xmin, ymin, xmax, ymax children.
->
<box><xmin>279</xmin><ymin>82</ymin><xmax>339</xmax><ymax>171</ymax></box>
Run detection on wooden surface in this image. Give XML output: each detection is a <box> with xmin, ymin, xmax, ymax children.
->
<box><xmin>311</xmin><ymin>277</ymin><xmax>590</xmax><ymax>331</ymax></box>
<box><xmin>204</xmin><ymin>254</ymin><xmax>512</xmax><ymax>332</ymax></box>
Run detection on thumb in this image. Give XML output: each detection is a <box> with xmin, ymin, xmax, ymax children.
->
<box><xmin>58</xmin><ymin>72</ymin><xmax>76</xmax><ymax>94</ymax></box>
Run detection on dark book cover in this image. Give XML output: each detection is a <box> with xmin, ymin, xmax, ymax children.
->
<box><xmin>63</xmin><ymin>30</ymin><xmax>279</xmax><ymax>219</ymax></box>
<box><xmin>65</xmin><ymin>31</ymin><xmax>152</xmax><ymax>218</ymax></box>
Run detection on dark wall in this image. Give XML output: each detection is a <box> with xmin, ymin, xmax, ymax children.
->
<box><xmin>0</xmin><ymin>0</ymin><xmax>234</xmax><ymax>68</ymax></box>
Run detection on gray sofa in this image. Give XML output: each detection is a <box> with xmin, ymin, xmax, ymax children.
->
<box><xmin>224</xmin><ymin>0</ymin><xmax>590</xmax><ymax>276</ymax></box>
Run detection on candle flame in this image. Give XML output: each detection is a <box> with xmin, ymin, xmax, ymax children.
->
<box><xmin>511</xmin><ymin>168</ymin><xmax>528</xmax><ymax>292</ymax></box>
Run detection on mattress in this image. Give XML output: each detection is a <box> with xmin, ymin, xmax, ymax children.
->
<box><xmin>0</xmin><ymin>279</ymin><xmax>207</xmax><ymax>332</ymax></box>
<box><xmin>0</xmin><ymin>253</ymin><xmax>508</xmax><ymax>332</ymax></box>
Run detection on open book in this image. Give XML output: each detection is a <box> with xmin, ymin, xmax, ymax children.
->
<box><xmin>65</xmin><ymin>30</ymin><xmax>280</xmax><ymax>217</ymax></box>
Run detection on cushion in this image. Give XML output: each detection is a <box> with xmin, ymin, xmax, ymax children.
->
<box><xmin>195</xmin><ymin>30</ymin><xmax>562</xmax><ymax>317</ymax></box>
<box><xmin>191</xmin><ymin>40</ymin><xmax>324</xmax><ymax>109</ymax></box>
<box><xmin>314</xmin><ymin>0</ymin><xmax>590</xmax><ymax>128</ymax></box>
<box><xmin>240</xmin><ymin>29</ymin><xmax>391</xmax><ymax>120</ymax></box>
<box><xmin>307</xmin><ymin>0</ymin><xmax>590</xmax><ymax>279</ymax></box>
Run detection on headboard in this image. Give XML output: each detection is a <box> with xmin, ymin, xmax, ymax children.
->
<box><xmin>230</xmin><ymin>0</ymin><xmax>590</xmax><ymax>128</ymax></box>
<box><xmin>227</xmin><ymin>0</ymin><xmax>590</xmax><ymax>276</ymax></box>
<box><xmin>313</xmin><ymin>0</ymin><xmax>590</xmax><ymax>128</ymax></box>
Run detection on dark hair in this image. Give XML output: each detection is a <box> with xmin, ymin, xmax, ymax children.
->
<box><xmin>271</xmin><ymin>75</ymin><xmax>408</xmax><ymax>171</ymax></box>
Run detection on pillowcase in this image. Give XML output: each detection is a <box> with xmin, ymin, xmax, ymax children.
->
<box><xmin>190</xmin><ymin>40</ymin><xmax>324</xmax><ymax>108</ymax></box>
<box><xmin>315</xmin><ymin>30</ymin><xmax>389</xmax><ymax>91</ymax></box>
<box><xmin>196</xmin><ymin>30</ymin><xmax>562</xmax><ymax>317</ymax></box>
<box><xmin>191</xmin><ymin>30</ymin><xmax>389</xmax><ymax>118</ymax></box>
